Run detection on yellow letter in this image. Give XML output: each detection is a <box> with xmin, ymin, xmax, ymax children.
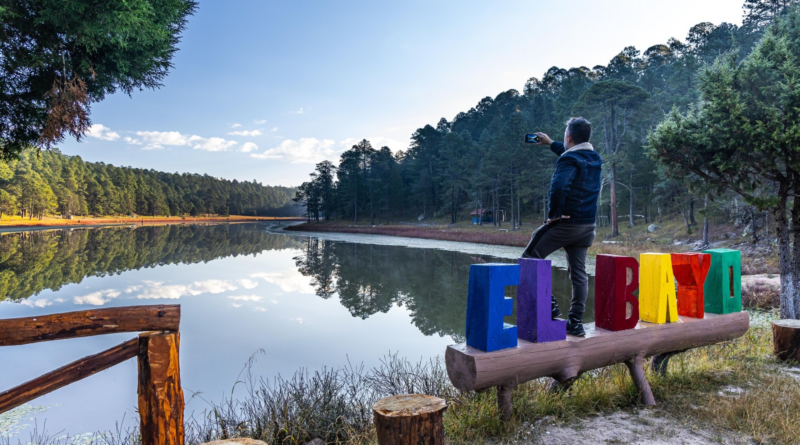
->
<box><xmin>639</xmin><ymin>253</ymin><xmax>679</xmax><ymax>324</ymax></box>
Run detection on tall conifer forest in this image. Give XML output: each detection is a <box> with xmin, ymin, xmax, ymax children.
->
<box><xmin>0</xmin><ymin>149</ymin><xmax>297</xmax><ymax>218</ymax></box>
<box><xmin>295</xmin><ymin>0</ymin><xmax>790</xmax><ymax>240</ymax></box>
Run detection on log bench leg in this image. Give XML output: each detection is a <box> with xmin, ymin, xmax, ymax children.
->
<box><xmin>497</xmin><ymin>384</ymin><xmax>515</xmax><ymax>421</ymax></box>
<box><xmin>548</xmin><ymin>375</ymin><xmax>579</xmax><ymax>394</ymax></box>
<box><xmin>651</xmin><ymin>349</ymin><xmax>687</xmax><ymax>377</ymax></box>
<box><xmin>624</xmin><ymin>354</ymin><xmax>655</xmax><ymax>406</ymax></box>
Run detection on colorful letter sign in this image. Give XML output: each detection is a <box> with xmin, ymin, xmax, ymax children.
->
<box><xmin>640</xmin><ymin>253</ymin><xmax>679</xmax><ymax>324</ymax></box>
<box><xmin>671</xmin><ymin>253</ymin><xmax>711</xmax><ymax>318</ymax></box>
<box><xmin>466</xmin><ymin>264</ymin><xmax>519</xmax><ymax>352</ymax></box>
<box><xmin>703</xmin><ymin>249</ymin><xmax>742</xmax><ymax>314</ymax></box>
<box><xmin>517</xmin><ymin>258</ymin><xmax>566</xmax><ymax>343</ymax></box>
<box><xmin>595</xmin><ymin>254</ymin><xmax>640</xmax><ymax>331</ymax></box>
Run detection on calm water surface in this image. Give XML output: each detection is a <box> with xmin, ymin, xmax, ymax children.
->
<box><xmin>0</xmin><ymin>223</ymin><xmax>594</xmax><ymax>439</ymax></box>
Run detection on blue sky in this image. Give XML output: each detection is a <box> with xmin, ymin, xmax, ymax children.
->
<box><xmin>63</xmin><ymin>0</ymin><xmax>744</xmax><ymax>187</ymax></box>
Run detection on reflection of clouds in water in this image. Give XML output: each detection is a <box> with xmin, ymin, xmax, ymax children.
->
<box><xmin>254</xmin><ymin>307</ymin><xmax>266</xmax><ymax>312</ymax></box>
<box><xmin>135</xmin><ymin>279</ymin><xmax>238</xmax><ymax>300</ymax></box>
<box><xmin>230</xmin><ymin>303</ymin><xmax>242</xmax><ymax>308</ymax></box>
<box><xmin>73</xmin><ymin>289</ymin><xmax>121</xmax><ymax>306</ymax></box>
<box><xmin>250</xmin><ymin>271</ymin><xmax>315</xmax><ymax>294</ymax></box>
<box><xmin>0</xmin><ymin>404</ymin><xmax>48</xmax><ymax>438</ymax></box>
<box><xmin>237</xmin><ymin>279</ymin><xmax>259</xmax><ymax>289</ymax></box>
<box><xmin>228</xmin><ymin>295</ymin><xmax>261</xmax><ymax>302</ymax></box>
<box><xmin>20</xmin><ymin>299</ymin><xmax>52</xmax><ymax>308</ymax></box>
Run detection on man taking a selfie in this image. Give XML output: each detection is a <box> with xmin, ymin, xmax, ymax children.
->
<box><xmin>523</xmin><ymin>117</ymin><xmax>602</xmax><ymax>337</ymax></box>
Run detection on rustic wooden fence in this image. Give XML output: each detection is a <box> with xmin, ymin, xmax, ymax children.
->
<box><xmin>0</xmin><ymin>305</ymin><xmax>184</xmax><ymax>445</ymax></box>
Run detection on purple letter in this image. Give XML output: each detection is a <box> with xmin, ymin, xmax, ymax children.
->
<box><xmin>517</xmin><ymin>258</ymin><xmax>566</xmax><ymax>343</ymax></box>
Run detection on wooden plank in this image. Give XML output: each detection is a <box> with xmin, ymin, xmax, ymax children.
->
<box><xmin>0</xmin><ymin>338</ymin><xmax>138</xmax><ymax>414</ymax></box>
<box><xmin>138</xmin><ymin>331</ymin><xmax>184</xmax><ymax>445</ymax></box>
<box><xmin>446</xmin><ymin>311</ymin><xmax>750</xmax><ymax>392</ymax></box>
<box><xmin>0</xmin><ymin>305</ymin><xmax>180</xmax><ymax>346</ymax></box>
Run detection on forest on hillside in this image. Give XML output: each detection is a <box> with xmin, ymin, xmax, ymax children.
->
<box><xmin>295</xmin><ymin>0</ymin><xmax>788</xmax><ymax>243</ymax></box>
<box><xmin>0</xmin><ymin>149</ymin><xmax>298</xmax><ymax>218</ymax></box>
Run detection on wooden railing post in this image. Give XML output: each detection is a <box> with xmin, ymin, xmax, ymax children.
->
<box><xmin>138</xmin><ymin>331</ymin><xmax>184</xmax><ymax>445</ymax></box>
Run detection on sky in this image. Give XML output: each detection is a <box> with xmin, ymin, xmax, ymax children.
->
<box><xmin>61</xmin><ymin>0</ymin><xmax>745</xmax><ymax>187</ymax></box>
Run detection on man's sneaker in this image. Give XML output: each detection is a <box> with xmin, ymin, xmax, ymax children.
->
<box><xmin>551</xmin><ymin>298</ymin><xmax>563</xmax><ymax>320</ymax></box>
<box><xmin>566</xmin><ymin>319</ymin><xmax>585</xmax><ymax>337</ymax></box>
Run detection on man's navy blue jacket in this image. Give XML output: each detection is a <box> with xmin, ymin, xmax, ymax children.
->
<box><xmin>548</xmin><ymin>141</ymin><xmax>603</xmax><ymax>225</ymax></box>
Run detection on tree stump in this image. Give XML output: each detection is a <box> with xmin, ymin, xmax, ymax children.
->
<box><xmin>373</xmin><ymin>394</ymin><xmax>447</xmax><ymax>445</ymax></box>
<box><xmin>772</xmin><ymin>319</ymin><xmax>800</xmax><ymax>362</ymax></box>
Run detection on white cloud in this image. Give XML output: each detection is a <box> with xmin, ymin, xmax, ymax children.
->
<box><xmin>192</xmin><ymin>137</ymin><xmax>238</xmax><ymax>152</ymax></box>
<box><xmin>124</xmin><ymin>285</ymin><xmax>143</xmax><ymax>294</ymax></box>
<box><xmin>290</xmin><ymin>108</ymin><xmax>304</xmax><ymax>114</ymax></box>
<box><xmin>20</xmin><ymin>299</ymin><xmax>53</xmax><ymax>308</ymax></box>
<box><xmin>228</xmin><ymin>130</ymin><xmax>263</xmax><ymax>137</ymax></box>
<box><xmin>228</xmin><ymin>295</ymin><xmax>262</xmax><ymax>301</ymax></box>
<box><xmin>135</xmin><ymin>279</ymin><xmax>238</xmax><ymax>300</ymax></box>
<box><xmin>87</xmin><ymin>124</ymin><xmax>120</xmax><ymax>141</ymax></box>
<box><xmin>232</xmin><ymin>123</ymin><xmax>242</xmax><ymax>128</ymax></box>
<box><xmin>251</xmin><ymin>271</ymin><xmax>315</xmax><ymax>294</ymax></box>
<box><xmin>231</xmin><ymin>303</ymin><xmax>242</xmax><ymax>308</ymax></box>
<box><xmin>124</xmin><ymin>136</ymin><xmax>142</xmax><ymax>145</ymax></box>
<box><xmin>74</xmin><ymin>289</ymin><xmax>121</xmax><ymax>306</ymax></box>
<box><xmin>250</xmin><ymin>138</ymin><xmax>339</xmax><ymax>164</ymax></box>
<box><xmin>240</xmin><ymin>142</ymin><xmax>258</xmax><ymax>153</ymax></box>
<box><xmin>250</xmin><ymin>136</ymin><xmax>406</xmax><ymax>164</ymax></box>
<box><xmin>254</xmin><ymin>119</ymin><xmax>267</xmax><ymax>125</ymax></box>
<box><xmin>254</xmin><ymin>307</ymin><xmax>266</xmax><ymax>312</ymax></box>
<box><xmin>237</xmin><ymin>279</ymin><xmax>259</xmax><ymax>289</ymax></box>
<box><xmin>271</xmin><ymin>127</ymin><xmax>279</xmax><ymax>132</ymax></box>
<box><xmin>131</xmin><ymin>131</ymin><xmax>238</xmax><ymax>152</ymax></box>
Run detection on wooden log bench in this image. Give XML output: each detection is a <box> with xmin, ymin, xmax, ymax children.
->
<box><xmin>446</xmin><ymin>312</ymin><xmax>750</xmax><ymax>419</ymax></box>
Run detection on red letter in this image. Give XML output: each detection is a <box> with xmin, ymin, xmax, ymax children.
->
<box><xmin>595</xmin><ymin>255</ymin><xmax>639</xmax><ymax>331</ymax></box>
<box><xmin>671</xmin><ymin>253</ymin><xmax>711</xmax><ymax>318</ymax></box>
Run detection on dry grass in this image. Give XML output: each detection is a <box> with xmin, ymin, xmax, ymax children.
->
<box><xmin>742</xmin><ymin>281</ymin><xmax>781</xmax><ymax>310</ymax></box>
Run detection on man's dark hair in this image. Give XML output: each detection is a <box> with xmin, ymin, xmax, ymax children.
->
<box><xmin>566</xmin><ymin>117</ymin><xmax>592</xmax><ymax>144</ymax></box>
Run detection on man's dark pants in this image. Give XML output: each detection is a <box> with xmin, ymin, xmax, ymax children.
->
<box><xmin>522</xmin><ymin>222</ymin><xmax>596</xmax><ymax>321</ymax></box>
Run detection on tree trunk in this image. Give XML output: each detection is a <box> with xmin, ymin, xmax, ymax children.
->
<box><xmin>702</xmin><ymin>194</ymin><xmax>710</xmax><ymax>248</ymax></box>
<box><xmin>629</xmin><ymin>181</ymin><xmax>635</xmax><ymax>228</ymax></box>
<box><xmin>609</xmin><ymin>163</ymin><xmax>619</xmax><ymax>237</ymax></box>
<box><xmin>510</xmin><ymin>176</ymin><xmax>515</xmax><ymax>230</ymax></box>
<box><xmin>774</xmin><ymin>193</ymin><xmax>795</xmax><ymax>319</ymax></box>
<box><xmin>792</xmin><ymin>190</ymin><xmax>800</xmax><ymax>318</ymax></box>
<box><xmin>689</xmin><ymin>197</ymin><xmax>697</xmax><ymax>226</ymax></box>
<box><xmin>373</xmin><ymin>394</ymin><xmax>446</xmax><ymax>444</ymax></box>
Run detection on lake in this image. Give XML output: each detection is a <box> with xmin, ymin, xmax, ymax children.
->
<box><xmin>0</xmin><ymin>222</ymin><xmax>595</xmax><ymax>440</ymax></box>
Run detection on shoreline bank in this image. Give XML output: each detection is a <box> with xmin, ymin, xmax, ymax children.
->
<box><xmin>0</xmin><ymin>215</ymin><xmax>304</xmax><ymax>233</ymax></box>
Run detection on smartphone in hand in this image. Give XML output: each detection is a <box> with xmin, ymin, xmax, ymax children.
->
<box><xmin>524</xmin><ymin>133</ymin><xmax>540</xmax><ymax>144</ymax></box>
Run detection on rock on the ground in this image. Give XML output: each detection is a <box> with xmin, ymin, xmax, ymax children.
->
<box><xmin>199</xmin><ymin>440</ymin><xmax>267</xmax><ymax>445</ymax></box>
<box><xmin>305</xmin><ymin>440</ymin><xmax>325</xmax><ymax>445</ymax></box>
<box><xmin>648</xmin><ymin>224</ymin><xmax>660</xmax><ymax>233</ymax></box>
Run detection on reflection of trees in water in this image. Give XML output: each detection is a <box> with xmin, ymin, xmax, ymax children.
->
<box><xmin>294</xmin><ymin>238</ymin><xmax>478</xmax><ymax>341</ymax></box>
<box><xmin>294</xmin><ymin>238</ymin><xmax>596</xmax><ymax>341</ymax></box>
<box><xmin>0</xmin><ymin>224</ymin><xmax>304</xmax><ymax>302</ymax></box>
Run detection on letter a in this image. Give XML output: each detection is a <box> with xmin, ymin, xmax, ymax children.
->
<box><xmin>465</xmin><ymin>264</ymin><xmax>519</xmax><ymax>352</ymax></box>
<box><xmin>639</xmin><ymin>253</ymin><xmax>679</xmax><ymax>324</ymax></box>
<box><xmin>595</xmin><ymin>255</ymin><xmax>640</xmax><ymax>331</ymax></box>
<box><xmin>517</xmin><ymin>258</ymin><xmax>566</xmax><ymax>343</ymax></box>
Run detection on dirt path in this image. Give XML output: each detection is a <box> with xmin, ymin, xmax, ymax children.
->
<box><xmin>510</xmin><ymin>410</ymin><xmax>750</xmax><ymax>444</ymax></box>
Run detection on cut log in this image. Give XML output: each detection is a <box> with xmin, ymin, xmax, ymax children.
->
<box><xmin>0</xmin><ymin>305</ymin><xmax>180</xmax><ymax>346</ymax></box>
<box><xmin>373</xmin><ymin>394</ymin><xmax>447</xmax><ymax>445</ymax></box>
<box><xmin>138</xmin><ymin>331</ymin><xmax>184</xmax><ymax>445</ymax></box>
<box><xmin>0</xmin><ymin>338</ymin><xmax>138</xmax><ymax>414</ymax></box>
<box><xmin>772</xmin><ymin>319</ymin><xmax>800</xmax><ymax>362</ymax></box>
<box><xmin>446</xmin><ymin>312</ymin><xmax>749</xmax><ymax>411</ymax></box>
